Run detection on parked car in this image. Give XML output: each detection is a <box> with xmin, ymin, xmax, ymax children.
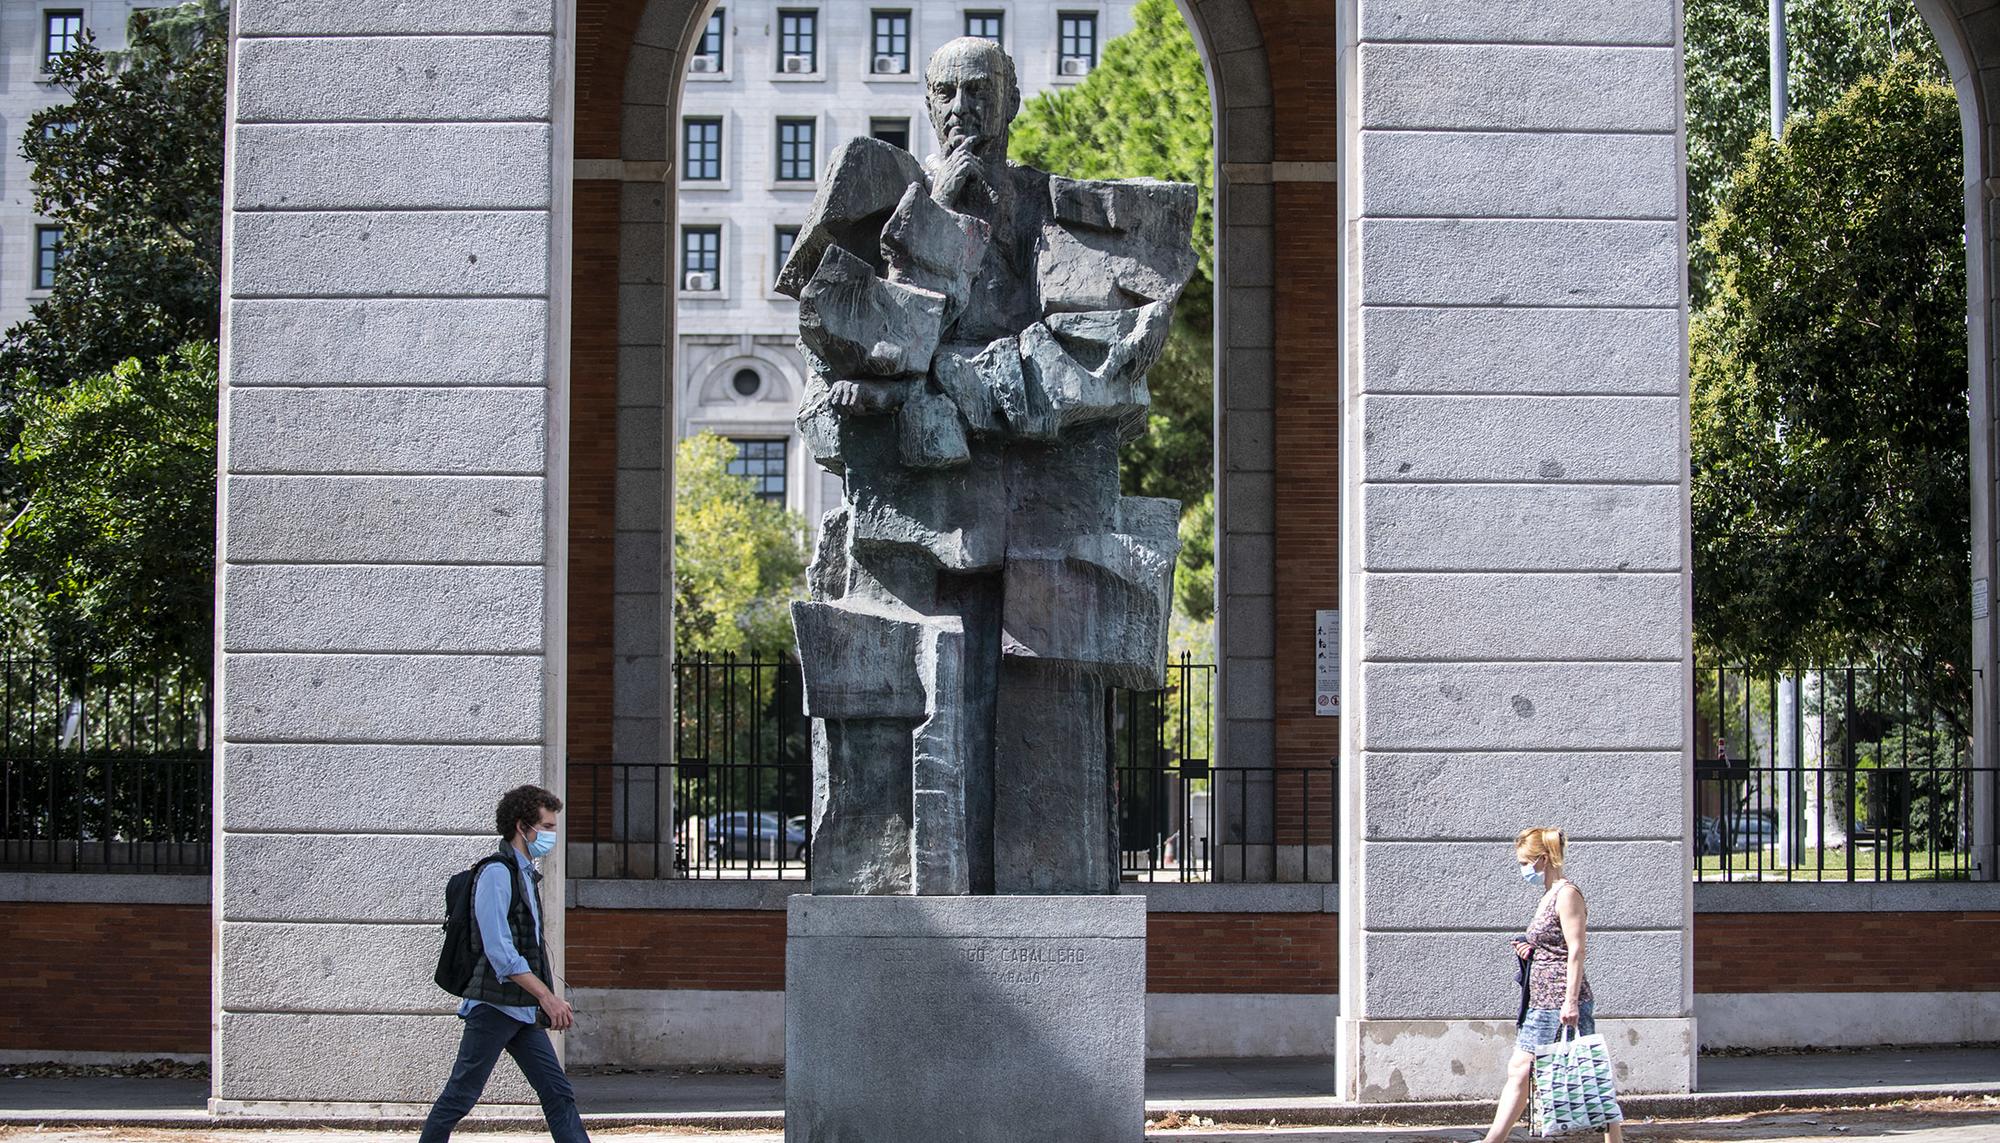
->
<box><xmin>703</xmin><ymin>811</ymin><xmax>807</xmax><ymax>862</ymax></box>
<box><xmin>1697</xmin><ymin>809</ymin><xmax>1778</xmax><ymax>855</ymax></box>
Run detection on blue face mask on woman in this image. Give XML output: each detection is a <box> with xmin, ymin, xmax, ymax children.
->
<box><xmin>528</xmin><ymin>829</ymin><xmax>557</xmax><ymax>859</ymax></box>
<box><xmin>1519</xmin><ymin>862</ymin><xmax>1544</xmax><ymax>888</ymax></box>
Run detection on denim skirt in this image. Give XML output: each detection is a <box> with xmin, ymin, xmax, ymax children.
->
<box><xmin>1516</xmin><ymin>999</ymin><xmax>1595</xmax><ymax>1053</ymax></box>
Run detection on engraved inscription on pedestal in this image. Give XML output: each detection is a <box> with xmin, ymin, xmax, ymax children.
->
<box><xmin>786</xmin><ymin>896</ymin><xmax>1146</xmax><ymax>1143</ymax></box>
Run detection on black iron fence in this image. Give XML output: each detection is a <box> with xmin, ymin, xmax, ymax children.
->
<box><xmin>0</xmin><ymin>658</ymin><xmax>211</xmax><ymax>873</ymax></box>
<box><xmin>1696</xmin><ymin>664</ymin><xmax>1996</xmax><ymax>882</ymax></box>
<box><xmin>18</xmin><ymin>650</ymin><xmax>1982</xmax><ymax>886</ymax></box>
<box><xmin>572</xmin><ymin>655</ymin><xmax>1344</xmax><ymax>882</ymax></box>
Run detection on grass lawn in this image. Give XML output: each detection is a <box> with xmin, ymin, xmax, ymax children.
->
<box><xmin>1697</xmin><ymin>843</ymin><xmax>1977</xmax><ymax>881</ymax></box>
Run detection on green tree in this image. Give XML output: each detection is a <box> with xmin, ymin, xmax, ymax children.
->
<box><xmin>1685</xmin><ymin>0</ymin><xmax>1944</xmax><ymax>301</ymax></box>
<box><xmin>1010</xmin><ymin>0</ymin><xmax>1216</xmax><ymax>622</ymax></box>
<box><xmin>3</xmin><ymin>1</ymin><xmax>227</xmax><ymax>414</ymax></box>
<box><xmin>1</xmin><ymin>343</ymin><xmax>217</xmax><ymax>678</ymax></box>
<box><xmin>1690</xmin><ymin>59</ymin><xmax>1967</xmax><ymax>711</ymax></box>
<box><xmin>673</xmin><ymin>433</ymin><xmax>811</xmax><ymax>657</ymax></box>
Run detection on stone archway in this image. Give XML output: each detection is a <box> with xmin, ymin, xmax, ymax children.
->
<box><xmin>1914</xmin><ymin>0</ymin><xmax>2000</xmax><ymax>879</ymax></box>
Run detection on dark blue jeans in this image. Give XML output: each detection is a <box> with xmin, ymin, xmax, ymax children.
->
<box><xmin>420</xmin><ymin>1004</ymin><xmax>589</xmax><ymax>1143</ymax></box>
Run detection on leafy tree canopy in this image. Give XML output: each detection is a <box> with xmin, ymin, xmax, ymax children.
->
<box><xmin>1685</xmin><ymin>0</ymin><xmax>1944</xmax><ymax>301</ymax></box>
<box><xmin>1</xmin><ymin>343</ymin><xmax>217</xmax><ymax>678</ymax></box>
<box><xmin>1690</xmin><ymin>58</ymin><xmax>1967</xmax><ymax>699</ymax></box>
<box><xmin>3</xmin><ymin>0</ymin><xmax>227</xmax><ymax>409</ymax></box>
<box><xmin>674</xmin><ymin>433</ymin><xmax>811</xmax><ymax>658</ymax></box>
<box><xmin>1010</xmin><ymin>0</ymin><xmax>1216</xmax><ymax>621</ymax></box>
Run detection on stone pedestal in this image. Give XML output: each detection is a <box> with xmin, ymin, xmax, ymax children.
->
<box><xmin>784</xmin><ymin>894</ymin><xmax>1145</xmax><ymax>1143</ymax></box>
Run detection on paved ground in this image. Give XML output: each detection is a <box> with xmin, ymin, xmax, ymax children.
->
<box><xmin>2</xmin><ymin>1049</ymin><xmax>1996</xmax><ymax>1139</ymax></box>
<box><xmin>2</xmin><ymin>1099</ymin><xmax>1999</xmax><ymax>1141</ymax></box>
<box><xmin>7</xmin><ymin>1048</ymin><xmax>1994</xmax><ymax>1120</ymax></box>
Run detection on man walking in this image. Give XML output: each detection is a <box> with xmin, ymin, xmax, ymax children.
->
<box><xmin>421</xmin><ymin>784</ymin><xmax>589</xmax><ymax>1143</ymax></box>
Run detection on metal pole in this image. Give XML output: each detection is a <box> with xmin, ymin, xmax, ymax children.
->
<box><xmin>1777</xmin><ymin>675</ymin><xmax>1799</xmax><ymax>867</ymax></box>
<box><xmin>1770</xmin><ymin>0</ymin><xmax>1789</xmax><ymax>139</ymax></box>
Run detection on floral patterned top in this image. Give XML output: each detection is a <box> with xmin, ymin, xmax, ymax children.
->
<box><xmin>1525</xmin><ymin>879</ymin><xmax>1592</xmax><ymax>1010</ymax></box>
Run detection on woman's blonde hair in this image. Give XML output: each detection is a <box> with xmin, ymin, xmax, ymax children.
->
<box><xmin>1515</xmin><ymin>826</ymin><xmax>1566</xmax><ymax>868</ymax></box>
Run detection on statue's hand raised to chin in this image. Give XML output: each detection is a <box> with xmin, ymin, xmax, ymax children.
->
<box><xmin>932</xmin><ymin>135</ymin><xmax>998</xmax><ymax>211</ymax></box>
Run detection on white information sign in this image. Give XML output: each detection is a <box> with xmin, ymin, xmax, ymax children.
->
<box><xmin>1314</xmin><ymin>609</ymin><xmax>1340</xmax><ymax>717</ymax></box>
<box><xmin>1977</xmin><ymin>578</ymin><xmax>1990</xmax><ymax>621</ymax></box>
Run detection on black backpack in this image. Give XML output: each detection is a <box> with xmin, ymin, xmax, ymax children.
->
<box><xmin>435</xmin><ymin>853</ymin><xmax>512</xmax><ymax>996</ymax></box>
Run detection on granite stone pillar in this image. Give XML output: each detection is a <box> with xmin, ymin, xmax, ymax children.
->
<box><xmin>213</xmin><ymin>0</ymin><xmax>570</xmax><ymax>1110</ymax></box>
<box><xmin>1337</xmin><ymin>0</ymin><xmax>1697</xmax><ymax>1100</ymax></box>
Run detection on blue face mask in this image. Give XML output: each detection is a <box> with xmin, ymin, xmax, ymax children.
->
<box><xmin>528</xmin><ymin>829</ymin><xmax>557</xmax><ymax>859</ymax></box>
<box><xmin>1519</xmin><ymin>862</ymin><xmax>1544</xmax><ymax>888</ymax></box>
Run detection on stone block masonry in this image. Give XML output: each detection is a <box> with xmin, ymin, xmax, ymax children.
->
<box><xmin>214</xmin><ymin>0</ymin><xmax>567</xmax><ymax>1110</ymax></box>
<box><xmin>1339</xmin><ymin>0</ymin><xmax>1694</xmax><ymax>1100</ymax></box>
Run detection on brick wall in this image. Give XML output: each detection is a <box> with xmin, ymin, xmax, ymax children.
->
<box><xmin>568</xmin><ymin>908</ymin><xmax>1339</xmax><ymax>994</ymax></box>
<box><xmin>576</xmin><ymin>0</ymin><xmax>645</xmax><ymax>162</ymax></box>
<box><xmin>7</xmin><ymin>903</ymin><xmax>208</xmax><ymax>1054</ymax></box>
<box><xmin>1696</xmin><ymin>912</ymin><xmax>2000</xmax><ymax>993</ymax></box>
<box><xmin>1149</xmin><ymin>913</ymin><xmax>1337</xmax><ymax>994</ymax></box>
<box><xmin>570</xmin><ymin>908</ymin><xmax>789</xmax><ymax>990</ymax></box>
<box><xmin>13</xmin><ymin>904</ymin><xmax>2000</xmax><ymax>1057</ymax></box>
<box><xmin>1260</xmin><ymin>0</ymin><xmax>1342</xmax><ymax>834</ymax></box>
<box><xmin>568</xmin><ymin>177</ymin><xmax>623</xmax><ymax>835</ymax></box>
<box><xmin>1252</xmin><ymin>0</ymin><xmax>1338</xmax><ymax>163</ymax></box>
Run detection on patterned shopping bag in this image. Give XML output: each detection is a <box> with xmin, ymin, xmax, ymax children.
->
<box><xmin>1530</xmin><ymin>1027</ymin><xmax>1624</xmax><ymax>1137</ymax></box>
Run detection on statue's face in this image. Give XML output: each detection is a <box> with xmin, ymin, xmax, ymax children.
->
<box><xmin>925</xmin><ymin>41</ymin><xmax>1016</xmax><ymax>155</ymax></box>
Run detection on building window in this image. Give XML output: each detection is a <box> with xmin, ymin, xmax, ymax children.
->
<box><xmin>44</xmin><ymin>10</ymin><xmax>83</xmax><ymax>69</ymax></box>
<box><xmin>33</xmin><ymin>226</ymin><xmax>62</xmax><ymax>290</ymax></box>
<box><xmin>777</xmin><ymin>9</ymin><xmax>817</xmax><ymax>73</ymax></box>
<box><xmin>870</xmin><ymin>117</ymin><xmax>910</xmax><ymax>150</ymax></box>
<box><xmin>683</xmin><ymin>117</ymin><xmax>723</xmax><ymax>181</ymax></box>
<box><xmin>681</xmin><ymin>226</ymin><xmax>721</xmax><ymax>291</ymax></box>
<box><xmin>965</xmin><ymin>10</ymin><xmax>1002</xmax><ymax>42</ymax></box>
<box><xmin>1058</xmin><ymin>13</ymin><xmax>1097</xmax><ymax>76</ymax></box>
<box><xmin>777</xmin><ymin>118</ymin><xmax>816</xmax><ymax>182</ymax></box>
<box><xmin>691</xmin><ymin>9</ymin><xmax>725</xmax><ymax>72</ymax></box>
<box><xmin>732</xmin><ymin>368</ymin><xmax>763</xmax><ymax>398</ymax></box>
<box><xmin>871</xmin><ymin>10</ymin><xmax>911</xmax><ymax>74</ymax></box>
<box><xmin>775</xmin><ymin>226</ymin><xmax>800</xmax><ymax>282</ymax></box>
<box><xmin>727</xmin><ymin>438</ymin><xmax>787</xmax><ymax>503</ymax></box>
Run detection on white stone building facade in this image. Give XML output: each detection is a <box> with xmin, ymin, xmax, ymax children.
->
<box><xmin>0</xmin><ymin>0</ymin><xmax>151</xmax><ymax>332</ymax></box>
<box><xmin>671</xmin><ymin>0</ymin><xmax>1136</xmax><ymax>526</ymax></box>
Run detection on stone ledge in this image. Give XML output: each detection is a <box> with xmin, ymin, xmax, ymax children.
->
<box><xmin>1128</xmin><ymin>882</ymin><xmax>1336</xmax><ymax>912</ymax></box>
<box><xmin>1694</xmin><ymin>880</ymin><xmax>2000</xmax><ymax>913</ymax></box>
<box><xmin>0</xmin><ymin>872</ymin><xmax>209</xmax><ymax>904</ymax></box>
<box><xmin>570</xmin><ymin>878</ymin><xmax>802</xmax><ymax>911</ymax></box>
<box><xmin>568</xmin><ymin>879</ymin><xmax>1338</xmax><ymax>913</ymax></box>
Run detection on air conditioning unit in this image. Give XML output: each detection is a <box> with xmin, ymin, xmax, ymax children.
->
<box><xmin>689</xmin><ymin>54</ymin><xmax>719</xmax><ymax>73</ymax></box>
<box><xmin>782</xmin><ymin>53</ymin><xmax>812</xmax><ymax>73</ymax></box>
<box><xmin>1059</xmin><ymin>55</ymin><xmax>1090</xmax><ymax>77</ymax></box>
<box><xmin>873</xmin><ymin>54</ymin><xmax>905</xmax><ymax>74</ymax></box>
<box><xmin>684</xmin><ymin>271</ymin><xmax>717</xmax><ymax>292</ymax></box>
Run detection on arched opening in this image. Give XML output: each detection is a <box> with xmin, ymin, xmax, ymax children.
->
<box><xmin>1684</xmin><ymin>3</ymin><xmax>1996</xmax><ymax>890</ymax></box>
<box><xmin>564</xmin><ymin>0</ymin><xmax>1287</xmax><ymax>884</ymax></box>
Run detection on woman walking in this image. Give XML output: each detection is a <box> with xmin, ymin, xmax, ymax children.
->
<box><xmin>1482</xmin><ymin>827</ymin><xmax>1623</xmax><ymax>1143</ymax></box>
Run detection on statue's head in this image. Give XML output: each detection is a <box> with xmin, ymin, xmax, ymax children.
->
<box><xmin>925</xmin><ymin>37</ymin><xmax>1019</xmax><ymax>161</ymax></box>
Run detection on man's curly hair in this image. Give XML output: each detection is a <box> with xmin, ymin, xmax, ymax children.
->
<box><xmin>496</xmin><ymin>784</ymin><xmax>563</xmax><ymax>841</ymax></box>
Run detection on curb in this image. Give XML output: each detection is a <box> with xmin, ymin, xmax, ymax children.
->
<box><xmin>2</xmin><ymin>1085</ymin><xmax>1994</xmax><ymax>1132</ymax></box>
<box><xmin>1151</xmin><ymin>1085</ymin><xmax>2000</xmax><ymax>1128</ymax></box>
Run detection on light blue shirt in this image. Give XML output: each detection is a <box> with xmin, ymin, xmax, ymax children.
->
<box><xmin>457</xmin><ymin>845</ymin><xmax>542</xmax><ymax>1025</ymax></box>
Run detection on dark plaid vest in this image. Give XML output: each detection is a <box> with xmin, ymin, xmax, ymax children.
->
<box><xmin>462</xmin><ymin>847</ymin><xmax>550</xmax><ymax>1010</ymax></box>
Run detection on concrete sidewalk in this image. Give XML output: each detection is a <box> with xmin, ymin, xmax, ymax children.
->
<box><xmin>0</xmin><ymin>1048</ymin><xmax>1994</xmax><ymax>1130</ymax></box>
